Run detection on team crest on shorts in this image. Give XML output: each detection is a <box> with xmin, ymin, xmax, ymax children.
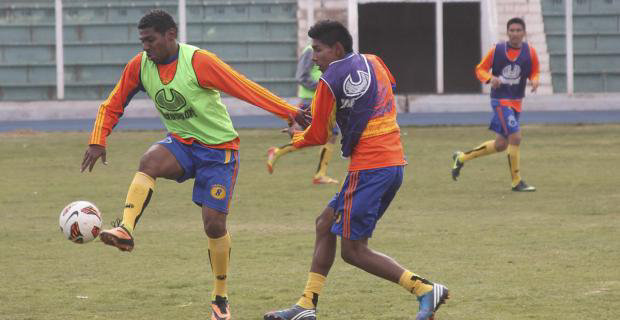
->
<box><xmin>334</xmin><ymin>211</ymin><xmax>342</xmax><ymax>224</ymax></box>
<box><xmin>508</xmin><ymin>114</ymin><xmax>518</xmax><ymax>127</ymax></box>
<box><xmin>210</xmin><ymin>184</ymin><xmax>227</xmax><ymax>200</ymax></box>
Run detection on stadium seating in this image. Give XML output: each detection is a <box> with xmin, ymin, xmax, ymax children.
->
<box><xmin>0</xmin><ymin>0</ymin><xmax>297</xmax><ymax>101</ymax></box>
<box><xmin>542</xmin><ymin>0</ymin><xmax>620</xmax><ymax>92</ymax></box>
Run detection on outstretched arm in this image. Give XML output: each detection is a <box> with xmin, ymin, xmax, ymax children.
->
<box><xmin>82</xmin><ymin>53</ymin><xmax>143</xmax><ymax>172</ymax></box>
<box><xmin>192</xmin><ymin>50</ymin><xmax>299</xmax><ymax>121</ymax></box>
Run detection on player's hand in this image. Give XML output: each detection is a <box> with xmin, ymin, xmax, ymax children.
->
<box><xmin>293</xmin><ymin>109</ymin><xmax>312</xmax><ymax>129</ymax></box>
<box><xmin>285</xmin><ymin>114</ymin><xmax>303</xmax><ymax>138</ymax></box>
<box><xmin>81</xmin><ymin>144</ymin><xmax>107</xmax><ymax>172</ymax></box>
<box><xmin>530</xmin><ymin>78</ymin><xmax>540</xmax><ymax>93</ymax></box>
<box><xmin>490</xmin><ymin>76</ymin><xmax>501</xmax><ymax>88</ymax></box>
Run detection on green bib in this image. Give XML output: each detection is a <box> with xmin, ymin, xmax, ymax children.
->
<box><xmin>140</xmin><ymin>43</ymin><xmax>238</xmax><ymax>145</ymax></box>
<box><xmin>297</xmin><ymin>45</ymin><xmax>322</xmax><ymax>99</ymax></box>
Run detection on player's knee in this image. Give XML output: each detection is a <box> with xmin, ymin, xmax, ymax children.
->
<box><xmin>203</xmin><ymin>219</ymin><xmax>226</xmax><ymax>238</ymax></box>
<box><xmin>315</xmin><ymin>208</ymin><xmax>335</xmax><ymax>233</ymax></box>
<box><xmin>138</xmin><ymin>152</ymin><xmax>162</xmax><ymax>177</ymax></box>
<box><xmin>202</xmin><ymin>215</ymin><xmax>227</xmax><ymax>238</ymax></box>
<box><xmin>315</xmin><ymin>215</ymin><xmax>331</xmax><ymax>234</ymax></box>
<box><xmin>508</xmin><ymin>135</ymin><xmax>522</xmax><ymax>145</ymax></box>
<box><xmin>340</xmin><ymin>247</ymin><xmax>359</xmax><ymax>266</ymax></box>
<box><xmin>495</xmin><ymin>139</ymin><xmax>508</xmax><ymax>151</ymax></box>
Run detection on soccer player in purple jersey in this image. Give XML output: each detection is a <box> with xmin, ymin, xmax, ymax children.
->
<box><xmin>263</xmin><ymin>20</ymin><xmax>449</xmax><ymax>320</ymax></box>
<box><xmin>452</xmin><ymin>17</ymin><xmax>539</xmax><ymax>192</ymax></box>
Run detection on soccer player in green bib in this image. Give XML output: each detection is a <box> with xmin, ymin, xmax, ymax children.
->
<box><xmin>80</xmin><ymin>10</ymin><xmax>299</xmax><ymax>320</ymax></box>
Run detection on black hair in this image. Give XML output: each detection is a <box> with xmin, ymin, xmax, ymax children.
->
<box><xmin>138</xmin><ymin>9</ymin><xmax>177</xmax><ymax>34</ymax></box>
<box><xmin>507</xmin><ymin>17</ymin><xmax>526</xmax><ymax>31</ymax></box>
<box><xmin>308</xmin><ymin>20</ymin><xmax>353</xmax><ymax>54</ymax></box>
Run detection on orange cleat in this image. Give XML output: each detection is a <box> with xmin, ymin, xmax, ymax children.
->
<box><xmin>99</xmin><ymin>226</ymin><xmax>134</xmax><ymax>252</ymax></box>
<box><xmin>267</xmin><ymin>147</ymin><xmax>278</xmax><ymax>174</ymax></box>
<box><xmin>211</xmin><ymin>295</ymin><xmax>231</xmax><ymax>320</ymax></box>
<box><xmin>312</xmin><ymin>176</ymin><xmax>338</xmax><ymax>185</ymax></box>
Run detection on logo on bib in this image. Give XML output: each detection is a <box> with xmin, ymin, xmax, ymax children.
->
<box><xmin>155</xmin><ymin>88</ymin><xmax>187</xmax><ymax>112</ymax></box>
<box><xmin>210</xmin><ymin>184</ymin><xmax>227</xmax><ymax>200</ymax></box>
<box><xmin>343</xmin><ymin>70</ymin><xmax>370</xmax><ymax>98</ymax></box>
<box><xmin>500</xmin><ymin>64</ymin><xmax>521</xmax><ymax>85</ymax></box>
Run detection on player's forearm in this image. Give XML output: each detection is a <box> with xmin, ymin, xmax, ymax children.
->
<box><xmin>476</xmin><ymin>48</ymin><xmax>494</xmax><ymax>83</ymax></box>
<box><xmin>88</xmin><ymin>104</ymin><xmax>121</xmax><ymax>146</ymax></box>
<box><xmin>476</xmin><ymin>67</ymin><xmax>492</xmax><ymax>83</ymax></box>
<box><xmin>292</xmin><ymin>124</ymin><xmax>330</xmax><ymax>149</ymax></box>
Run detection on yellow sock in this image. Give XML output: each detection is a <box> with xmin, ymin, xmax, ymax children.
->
<box><xmin>122</xmin><ymin>172</ymin><xmax>155</xmax><ymax>233</ymax></box>
<box><xmin>399</xmin><ymin>270</ymin><xmax>433</xmax><ymax>297</ymax></box>
<box><xmin>507</xmin><ymin>144</ymin><xmax>521</xmax><ymax>187</ymax></box>
<box><xmin>273</xmin><ymin>144</ymin><xmax>297</xmax><ymax>163</ymax></box>
<box><xmin>462</xmin><ymin>140</ymin><xmax>497</xmax><ymax>162</ymax></box>
<box><xmin>296</xmin><ymin>272</ymin><xmax>326</xmax><ymax>309</ymax></box>
<box><xmin>314</xmin><ymin>142</ymin><xmax>334</xmax><ymax>178</ymax></box>
<box><xmin>208</xmin><ymin>232</ymin><xmax>231</xmax><ymax>299</ymax></box>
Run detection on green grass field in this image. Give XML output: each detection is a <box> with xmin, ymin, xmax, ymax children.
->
<box><xmin>1</xmin><ymin>124</ymin><xmax>619</xmax><ymax>320</ymax></box>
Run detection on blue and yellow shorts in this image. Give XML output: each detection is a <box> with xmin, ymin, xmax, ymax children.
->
<box><xmin>328</xmin><ymin>165</ymin><xmax>403</xmax><ymax>240</ymax></box>
<box><xmin>157</xmin><ymin>135</ymin><xmax>238</xmax><ymax>213</ymax></box>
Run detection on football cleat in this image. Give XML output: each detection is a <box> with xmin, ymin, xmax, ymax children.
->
<box><xmin>99</xmin><ymin>225</ymin><xmax>134</xmax><ymax>252</ymax></box>
<box><xmin>416</xmin><ymin>283</ymin><xmax>450</xmax><ymax>320</ymax></box>
<box><xmin>267</xmin><ymin>147</ymin><xmax>278</xmax><ymax>174</ymax></box>
<box><xmin>512</xmin><ymin>180</ymin><xmax>536</xmax><ymax>192</ymax></box>
<box><xmin>211</xmin><ymin>295</ymin><xmax>231</xmax><ymax>320</ymax></box>
<box><xmin>451</xmin><ymin>151</ymin><xmax>465</xmax><ymax>181</ymax></box>
<box><xmin>312</xmin><ymin>176</ymin><xmax>338</xmax><ymax>185</ymax></box>
<box><xmin>264</xmin><ymin>305</ymin><xmax>316</xmax><ymax>320</ymax></box>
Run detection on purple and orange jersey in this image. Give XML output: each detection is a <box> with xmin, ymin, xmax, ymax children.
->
<box><xmin>89</xmin><ymin>48</ymin><xmax>299</xmax><ymax>149</ymax></box>
<box><xmin>476</xmin><ymin>42</ymin><xmax>539</xmax><ymax>112</ymax></box>
<box><xmin>291</xmin><ymin>53</ymin><xmax>405</xmax><ymax>172</ymax></box>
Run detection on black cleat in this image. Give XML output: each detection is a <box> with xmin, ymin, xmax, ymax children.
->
<box><xmin>264</xmin><ymin>305</ymin><xmax>316</xmax><ymax>320</ymax></box>
<box><xmin>451</xmin><ymin>151</ymin><xmax>465</xmax><ymax>181</ymax></box>
<box><xmin>512</xmin><ymin>180</ymin><xmax>536</xmax><ymax>192</ymax></box>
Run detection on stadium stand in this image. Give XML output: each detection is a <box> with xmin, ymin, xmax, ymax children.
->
<box><xmin>542</xmin><ymin>0</ymin><xmax>620</xmax><ymax>92</ymax></box>
<box><xmin>0</xmin><ymin>0</ymin><xmax>297</xmax><ymax>101</ymax></box>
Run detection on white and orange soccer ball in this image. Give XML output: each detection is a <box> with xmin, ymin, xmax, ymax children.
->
<box><xmin>59</xmin><ymin>201</ymin><xmax>102</xmax><ymax>244</ymax></box>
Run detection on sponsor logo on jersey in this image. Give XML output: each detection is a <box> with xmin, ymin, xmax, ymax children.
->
<box><xmin>160</xmin><ymin>107</ymin><xmax>198</xmax><ymax>120</ymax></box>
<box><xmin>500</xmin><ymin>64</ymin><xmax>521</xmax><ymax>85</ymax></box>
<box><xmin>343</xmin><ymin>70</ymin><xmax>370</xmax><ymax>98</ymax></box>
<box><xmin>155</xmin><ymin>88</ymin><xmax>187</xmax><ymax>112</ymax></box>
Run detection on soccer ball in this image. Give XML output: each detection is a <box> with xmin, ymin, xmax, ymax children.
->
<box><xmin>59</xmin><ymin>201</ymin><xmax>102</xmax><ymax>244</ymax></box>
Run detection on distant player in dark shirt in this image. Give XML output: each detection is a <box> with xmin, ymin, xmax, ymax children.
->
<box><xmin>452</xmin><ymin>17</ymin><xmax>539</xmax><ymax>192</ymax></box>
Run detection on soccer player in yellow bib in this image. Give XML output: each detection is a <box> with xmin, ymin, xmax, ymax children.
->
<box><xmin>80</xmin><ymin>10</ymin><xmax>299</xmax><ymax>320</ymax></box>
<box><xmin>266</xmin><ymin>45</ymin><xmax>339</xmax><ymax>185</ymax></box>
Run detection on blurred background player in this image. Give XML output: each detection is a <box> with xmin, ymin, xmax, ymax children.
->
<box><xmin>79</xmin><ymin>9</ymin><xmax>299</xmax><ymax>320</ymax></box>
<box><xmin>264</xmin><ymin>20</ymin><xmax>448</xmax><ymax>320</ymax></box>
<box><xmin>452</xmin><ymin>17</ymin><xmax>539</xmax><ymax>192</ymax></box>
<box><xmin>266</xmin><ymin>45</ymin><xmax>339</xmax><ymax>185</ymax></box>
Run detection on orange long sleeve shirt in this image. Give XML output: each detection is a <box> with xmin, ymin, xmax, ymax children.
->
<box><xmin>475</xmin><ymin>43</ymin><xmax>539</xmax><ymax>112</ymax></box>
<box><xmin>292</xmin><ymin>55</ymin><xmax>406</xmax><ymax>172</ymax></box>
<box><xmin>89</xmin><ymin>48</ymin><xmax>298</xmax><ymax>149</ymax></box>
